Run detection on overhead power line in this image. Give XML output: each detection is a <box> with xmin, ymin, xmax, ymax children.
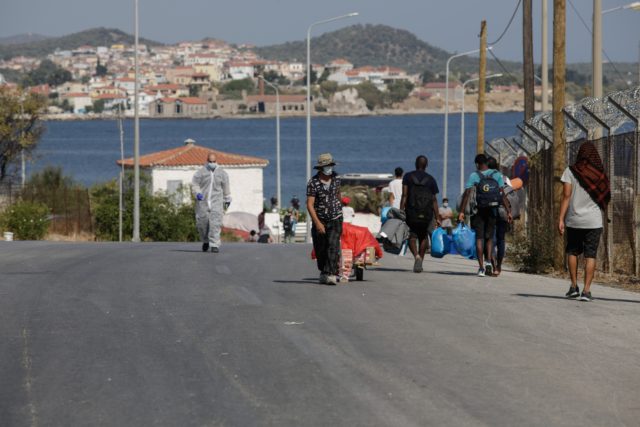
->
<box><xmin>489</xmin><ymin>0</ymin><xmax>523</xmax><ymax>46</ymax></box>
<box><xmin>566</xmin><ymin>0</ymin><xmax>627</xmax><ymax>83</ymax></box>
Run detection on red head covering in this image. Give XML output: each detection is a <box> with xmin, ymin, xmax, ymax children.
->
<box><xmin>341</xmin><ymin>196</ymin><xmax>351</xmax><ymax>205</ymax></box>
<box><xmin>569</xmin><ymin>142</ymin><xmax>610</xmax><ymax>210</ymax></box>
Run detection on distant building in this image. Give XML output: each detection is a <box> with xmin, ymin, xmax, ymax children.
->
<box><xmin>117</xmin><ymin>139</ymin><xmax>269</xmax><ymax>214</ymax></box>
<box><xmin>62</xmin><ymin>93</ymin><xmax>92</xmax><ymax>114</ymax></box>
<box><xmin>148</xmin><ymin>97</ymin><xmax>209</xmax><ymax>118</ymax></box>
<box><xmin>245</xmin><ymin>94</ymin><xmax>306</xmax><ymax>114</ymax></box>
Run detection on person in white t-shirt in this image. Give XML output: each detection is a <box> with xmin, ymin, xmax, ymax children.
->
<box><xmin>387</xmin><ymin>167</ymin><xmax>404</xmax><ymax>209</ymax></box>
<box><xmin>438</xmin><ymin>198</ymin><xmax>454</xmax><ymax>234</ymax></box>
<box><xmin>558</xmin><ymin>142</ymin><xmax>610</xmax><ymax>302</ymax></box>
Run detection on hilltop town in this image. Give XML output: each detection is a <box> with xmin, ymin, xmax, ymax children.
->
<box><xmin>0</xmin><ymin>31</ymin><xmax>545</xmax><ymax>119</ymax></box>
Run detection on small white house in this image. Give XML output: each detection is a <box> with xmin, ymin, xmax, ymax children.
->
<box><xmin>117</xmin><ymin>139</ymin><xmax>269</xmax><ymax>215</ymax></box>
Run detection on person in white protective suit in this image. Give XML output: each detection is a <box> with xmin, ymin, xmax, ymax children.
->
<box><xmin>191</xmin><ymin>152</ymin><xmax>231</xmax><ymax>253</ymax></box>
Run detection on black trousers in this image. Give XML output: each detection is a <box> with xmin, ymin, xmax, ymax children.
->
<box><xmin>312</xmin><ymin>218</ymin><xmax>343</xmax><ymax>276</ymax></box>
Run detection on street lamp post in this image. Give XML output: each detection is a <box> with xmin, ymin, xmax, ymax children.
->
<box><xmin>460</xmin><ymin>73</ymin><xmax>502</xmax><ymax>195</ymax></box>
<box><xmin>443</xmin><ymin>47</ymin><xmax>490</xmax><ymax>199</ymax></box>
<box><xmin>306</xmin><ymin>12</ymin><xmax>358</xmax><ymax>242</ymax></box>
<box><xmin>132</xmin><ymin>0</ymin><xmax>141</xmax><ymax>242</ymax></box>
<box><xmin>260</xmin><ymin>77</ymin><xmax>281</xmax><ymax>212</ymax></box>
<box><xmin>596</xmin><ymin>2</ymin><xmax>640</xmax><ymax>97</ymax></box>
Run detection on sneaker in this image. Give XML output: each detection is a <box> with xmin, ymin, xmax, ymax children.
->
<box><xmin>202</xmin><ymin>242</ymin><xmax>209</xmax><ymax>252</ymax></box>
<box><xmin>484</xmin><ymin>263</ymin><xmax>493</xmax><ymax>277</ymax></box>
<box><xmin>210</xmin><ymin>246</ymin><xmax>219</xmax><ymax>253</ymax></box>
<box><xmin>477</xmin><ymin>268</ymin><xmax>486</xmax><ymax>277</ymax></box>
<box><xmin>413</xmin><ymin>256</ymin><xmax>423</xmax><ymax>273</ymax></box>
<box><xmin>326</xmin><ymin>275</ymin><xmax>338</xmax><ymax>286</ymax></box>
<box><xmin>319</xmin><ymin>273</ymin><xmax>328</xmax><ymax>284</ymax></box>
<box><xmin>565</xmin><ymin>285</ymin><xmax>580</xmax><ymax>298</ymax></box>
<box><xmin>579</xmin><ymin>291</ymin><xmax>594</xmax><ymax>302</ymax></box>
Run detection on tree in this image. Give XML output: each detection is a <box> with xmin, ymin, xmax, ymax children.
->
<box><xmin>320</xmin><ymin>81</ymin><xmax>339</xmax><ymax>99</ymax></box>
<box><xmin>386</xmin><ymin>80</ymin><xmax>414</xmax><ymax>104</ymax></box>
<box><xmin>263</xmin><ymin>70</ymin><xmax>289</xmax><ymax>86</ymax></box>
<box><xmin>420</xmin><ymin>69</ymin><xmax>435</xmax><ymax>84</ymax></box>
<box><xmin>95</xmin><ymin>58</ymin><xmax>108</xmax><ymax>77</ymax></box>
<box><xmin>301</xmin><ymin>68</ymin><xmax>318</xmax><ymax>85</ymax></box>
<box><xmin>92</xmin><ymin>99</ymin><xmax>105</xmax><ymax>114</ymax></box>
<box><xmin>317</xmin><ymin>68</ymin><xmax>331</xmax><ymax>84</ymax></box>
<box><xmin>219</xmin><ymin>78</ymin><xmax>255</xmax><ymax>99</ymax></box>
<box><xmin>355</xmin><ymin>81</ymin><xmax>384</xmax><ymax>111</ymax></box>
<box><xmin>22</xmin><ymin>59</ymin><xmax>72</xmax><ymax>87</ymax></box>
<box><xmin>0</xmin><ymin>87</ymin><xmax>47</xmax><ymax>182</ymax></box>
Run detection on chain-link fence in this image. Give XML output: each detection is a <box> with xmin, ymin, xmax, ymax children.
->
<box><xmin>487</xmin><ymin>86</ymin><xmax>639</xmax><ymax>276</ymax></box>
<box><xmin>0</xmin><ymin>181</ymin><xmax>94</xmax><ymax>238</ymax></box>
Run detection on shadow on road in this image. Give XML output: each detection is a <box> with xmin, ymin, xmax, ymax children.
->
<box><xmin>371</xmin><ymin>267</ymin><xmax>410</xmax><ymax>273</ymax></box>
<box><xmin>515</xmin><ymin>293</ymin><xmax>640</xmax><ymax>304</ymax></box>
<box><xmin>432</xmin><ymin>271</ymin><xmax>478</xmax><ymax>276</ymax></box>
<box><xmin>170</xmin><ymin>249</ymin><xmax>208</xmax><ymax>253</ymax></box>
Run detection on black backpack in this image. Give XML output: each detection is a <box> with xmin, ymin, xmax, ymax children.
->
<box><xmin>406</xmin><ymin>174</ymin><xmax>434</xmax><ymax>223</ymax></box>
<box><xmin>283</xmin><ymin>214</ymin><xmax>292</xmax><ymax>232</ymax></box>
<box><xmin>474</xmin><ymin>170</ymin><xmax>502</xmax><ymax>208</ymax></box>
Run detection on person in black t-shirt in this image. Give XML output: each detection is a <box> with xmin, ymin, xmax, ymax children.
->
<box><xmin>400</xmin><ymin>155</ymin><xmax>441</xmax><ymax>273</ymax></box>
<box><xmin>306</xmin><ymin>153</ymin><xmax>343</xmax><ymax>285</ymax></box>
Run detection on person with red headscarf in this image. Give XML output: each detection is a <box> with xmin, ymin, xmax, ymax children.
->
<box><xmin>558</xmin><ymin>142</ymin><xmax>610</xmax><ymax>302</ymax></box>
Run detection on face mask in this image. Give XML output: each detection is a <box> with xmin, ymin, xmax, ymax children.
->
<box><xmin>207</xmin><ymin>162</ymin><xmax>217</xmax><ymax>170</ymax></box>
<box><xmin>322</xmin><ymin>166</ymin><xmax>333</xmax><ymax>175</ymax></box>
<box><xmin>443</xmin><ymin>202</ymin><xmax>449</xmax><ymax>208</ymax></box>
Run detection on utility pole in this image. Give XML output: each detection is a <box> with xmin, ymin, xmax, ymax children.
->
<box><xmin>553</xmin><ymin>0</ymin><xmax>566</xmax><ymax>270</ymax></box>
<box><xmin>132</xmin><ymin>0</ymin><xmax>141</xmax><ymax>242</ymax></box>
<box><xmin>523</xmin><ymin>0</ymin><xmax>535</xmax><ymax>120</ymax></box>
<box><xmin>477</xmin><ymin>20</ymin><xmax>487</xmax><ymax>154</ymax></box>
<box><xmin>542</xmin><ymin>0</ymin><xmax>549</xmax><ymax>112</ymax></box>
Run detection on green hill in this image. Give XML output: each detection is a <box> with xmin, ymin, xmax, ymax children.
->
<box><xmin>254</xmin><ymin>24</ymin><xmax>518</xmax><ymax>76</ymax></box>
<box><xmin>0</xmin><ymin>27</ymin><xmax>163</xmax><ymax>60</ymax></box>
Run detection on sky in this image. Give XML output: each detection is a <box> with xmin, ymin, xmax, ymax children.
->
<box><xmin>1</xmin><ymin>0</ymin><xmax>639</xmax><ymax>64</ymax></box>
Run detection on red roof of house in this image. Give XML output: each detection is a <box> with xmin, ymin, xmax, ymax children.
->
<box><xmin>177</xmin><ymin>97</ymin><xmax>207</xmax><ymax>104</ymax></box>
<box><xmin>117</xmin><ymin>143</ymin><xmax>268</xmax><ymax>168</ymax></box>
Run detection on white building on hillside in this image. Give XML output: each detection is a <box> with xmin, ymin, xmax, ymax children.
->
<box><xmin>117</xmin><ymin>139</ymin><xmax>269</xmax><ymax>215</ymax></box>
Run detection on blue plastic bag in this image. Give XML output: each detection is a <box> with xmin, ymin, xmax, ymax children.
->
<box><xmin>430</xmin><ymin>227</ymin><xmax>450</xmax><ymax>258</ymax></box>
<box><xmin>380</xmin><ymin>206</ymin><xmax>391</xmax><ymax>225</ymax></box>
<box><xmin>452</xmin><ymin>222</ymin><xmax>477</xmax><ymax>259</ymax></box>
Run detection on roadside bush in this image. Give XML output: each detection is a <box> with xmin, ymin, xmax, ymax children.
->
<box><xmin>91</xmin><ymin>172</ymin><xmax>198</xmax><ymax>242</ymax></box>
<box><xmin>1</xmin><ymin>201</ymin><xmax>50</xmax><ymax>240</ymax></box>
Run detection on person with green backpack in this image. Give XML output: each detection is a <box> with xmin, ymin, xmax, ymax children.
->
<box><xmin>400</xmin><ymin>155</ymin><xmax>441</xmax><ymax>273</ymax></box>
<box><xmin>458</xmin><ymin>154</ymin><xmax>512</xmax><ymax>277</ymax></box>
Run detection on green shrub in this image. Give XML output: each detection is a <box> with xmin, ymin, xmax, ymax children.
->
<box><xmin>1</xmin><ymin>201</ymin><xmax>50</xmax><ymax>240</ymax></box>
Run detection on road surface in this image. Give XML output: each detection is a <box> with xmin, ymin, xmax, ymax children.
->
<box><xmin>1</xmin><ymin>241</ymin><xmax>639</xmax><ymax>426</ymax></box>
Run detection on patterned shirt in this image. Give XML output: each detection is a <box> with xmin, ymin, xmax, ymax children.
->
<box><xmin>306</xmin><ymin>173</ymin><xmax>342</xmax><ymax>223</ymax></box>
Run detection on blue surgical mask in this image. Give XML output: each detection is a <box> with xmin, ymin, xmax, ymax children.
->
<box><xmin>207</xmin><ymin>162</ymin><xmax>217</xmax><ymax>170</ymax></box>
<box><xmin>322</xmin><ymin>166</ymin><xmax>333</xmax><ymax>175</ymax></box>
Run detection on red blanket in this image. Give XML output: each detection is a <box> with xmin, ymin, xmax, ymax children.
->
<box><xmin>311</xmin><ymin>223</ymin><xmax>383</xmax><ymax>259</ymax></box>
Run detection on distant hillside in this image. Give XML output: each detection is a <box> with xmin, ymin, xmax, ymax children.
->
<box><xmin>0</xmin><ymin>33</ymin><xmax>51</xmax><ymax>45</ymax></box>
<box><xmin>255</xmin><ymin>24</ymin><xmax>519</xmax><ymax>75</ymax></box>
<box><xmin>0</xmin><ymin>27</ymin><xmax>163</xmax><ymax>60</ymax></box>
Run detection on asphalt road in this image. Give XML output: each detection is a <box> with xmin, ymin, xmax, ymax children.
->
<box><xmin>1</xmin><ymin>241</ymin><xmax>639</xmax><ymax>427</ymax></box>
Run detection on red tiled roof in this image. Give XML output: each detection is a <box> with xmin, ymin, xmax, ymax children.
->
<box><xmin>117</xmin><ymin>143</ymin><xmax>268</xmax><ymax>168</ymax></box>
<box><xmin>178</xmin><ymin>97</ymin><xmax>207</xmax><ymax>104</ymax></box>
